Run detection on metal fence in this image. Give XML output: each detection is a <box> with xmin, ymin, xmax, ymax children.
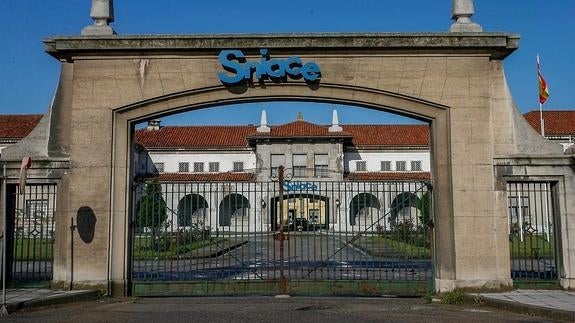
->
<box><xmin>6</xmin><ymin>184</ymin><xmax>57</xmax><ymax>282</ymax></box>
<box><xmin>131</xmin><ymin>177</ymin><xmax>433</xmax><ymax>295</ymax></box>
<box><xmin>507</xmin><ymin>182</ymin><xmax>557</xmax><ymax>281</ymax></box>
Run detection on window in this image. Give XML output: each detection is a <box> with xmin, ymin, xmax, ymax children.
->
<box><xmin>154</xmin><ymin>162</ymin><xmax>164</xmax><ymax>173</ymax></box>
<box><xmin>178</xmin><ymin>162</ymin><xmax>189</xmax><ymax>173</ymax></box>
<box><xmin>271</xmin><ymin>154</ymin><xmax>285</xmax><ymax>177</ymax></box>
<box><xmin>309</xmin><ymin>209</ymin><xmax>320</xmax><ymax>224</ymax></box>
<box><xmin>193</xmin><ymin>162</ymin><xmax>204</xmax><ymax>172</ymax></box>
<box><xmin>356</xmin><ymin>161</ymin><xmax>367</xmax><ymax>172</ymax></box>
<box><xmin>233</xmin><ymin>161</ymin><xmax>244</xmax><ymax>172</ymax></box>
<box><xmin>396</xmin><ymin>161</ymin><xmax>406</xmax><ymax>171</ymax></box>
<box><xmin>293</xmin><ymin>154</ymin><xmax>307</xmax><ymax>177</ymax></box>
<box><xmin>314</xmin><ymin>154</ymin><xmax>329</xmax><ymax>178</ymax></box>
<box><xmin>411</xmin><ymin>160</ymin><xmax>422</xmax><ymax>171</ymax></box>
<box><xmin>209</xmin><ymin>162</ymin><xmax>220</xmax><ymax>172</ymax></box>
<box><xmin>380</xmin><ymin>161</ymin><xmax>391</xmax><ymax>171</ymax></box>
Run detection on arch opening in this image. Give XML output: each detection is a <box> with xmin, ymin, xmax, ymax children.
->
<box><xmin>349</xmin><ymin>193</ymin><xmax>381</xmax><ymax>226</ymax></box>
<box><xmin>116</xmin><ymin>83</ymin><xmax>450</xmax><ymax>296</ymax></box>
<box><xmin>218</xmin><ymin>193</ymin><xmax>250</xmax><ymax>227</ymax></box>
<box><xmin>177</xmin><ymin>194</ymin><xmax>209</xmax><ymax>227</ymax></box>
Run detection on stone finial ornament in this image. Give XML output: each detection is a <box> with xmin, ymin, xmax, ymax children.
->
<box><xmin>256</xmin><ymin>110</ymin><xmax>271</xmax><ymax>133</ymax></box>
<box><xmin>329</xmin><ymin>110</ymin><xmax>343</xmax><ymax>132</ymax></box>
<box><xmin>450</xmin><ymin>0</ymin><xmax>482</xmax><ymax>32</ymax></box>
<box><xmin>82</xmin><ymin>0</ymin><xmax>116</xmax><ymax>35</ymax></box>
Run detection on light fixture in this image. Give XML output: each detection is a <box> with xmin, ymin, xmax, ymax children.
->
<box><xmin>335</xmin><ymin>199</ymin><xmax>341</xmax><ymax>208</ymax></box>
<box><xmin>261</xmin><ymin>199</ymin><xmax>267</xmax><ymax>208</ymax></box>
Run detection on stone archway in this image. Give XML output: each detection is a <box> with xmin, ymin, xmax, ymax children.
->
<box><xmin>28</xmin><ymin>33</ymin><xmax>538</xmax><ymax>295</ymax></box>
<box><xmin>108</xmin><ymin>83</ymin><xmax>454</xmax><ymax>294</ymax></box>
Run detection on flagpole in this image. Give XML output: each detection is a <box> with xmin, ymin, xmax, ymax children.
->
<box><xmin>539</xmin><ymin>102</ymin><xmax>545</xmax><ymax>137</ymax></box>
<box><xmin>537</xmin><ymin>54</ymin><xmax>548</xmax><ymax>138</ymax></box>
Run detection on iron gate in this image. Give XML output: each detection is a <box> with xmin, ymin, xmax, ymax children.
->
<box><xmin>507</xmin><ymin>182</ymin><xmax>558</xmax><ymax>284</ymax></box>
<box><xmin>131</xmin><ymin>177</ymin><xmax>433</xmax><ymax>296</ymax></box>
<box><xmin>5</xmin><ymin>184</ymin><xmax>57</xmax><ymax>284</ymax></box>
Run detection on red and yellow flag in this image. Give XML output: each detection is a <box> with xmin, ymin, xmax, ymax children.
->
<box><xmin>537</xmin><ymin>55</ymin><xmax>549</xmax><ymax>104</ymax></box>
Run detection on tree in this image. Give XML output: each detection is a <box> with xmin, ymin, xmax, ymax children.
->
<box><xmin>136</xmin><ymin>180</ymin><xmax>167</xmax><ymax>234</ymax></box>
<box><xmin>416</xmin><ymin>191</ymin><xmax>432</xmax><ymax>227</ymax></box>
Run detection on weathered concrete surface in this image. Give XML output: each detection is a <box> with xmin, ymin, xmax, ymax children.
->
<box><xmin>4</xmin><ymin>32</ymin><xmax>573</xmax><ymax>295</ymax></box>
<box><xmin>7</xmin><ymin>297</ymin><xmax>555</xmax><ymax>323</ymax></box>
<box><xmin>43</xmin><ymin>33</ymin><xmax>518</xmax><ymax>59</ymax></box>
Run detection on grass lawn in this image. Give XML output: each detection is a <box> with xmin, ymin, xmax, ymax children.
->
<box><xmin>13</xmin><ymin>239</ymin><xmax>53</xmax><ymax>261</ymax></box>
<box><xmin>133</xmin><ymin>236</ymin><xmax>226</xmax><ymax>260</ymax></box>
<box><xmin>367</xmin><ymin>235</ymin><xmax>431</xmax><ymax>259</ymax></box>
<box><xmin>510</xmin><ymin>235</ymin><xmax>555</xmax><ymax>259</ymax></box>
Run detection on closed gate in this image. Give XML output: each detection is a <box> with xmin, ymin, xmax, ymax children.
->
<box><xmin>4</xmin><ymin>184</ymin><xmax>57</xmax><ymax>285</ymax></box>
<box><xmin>131</xmin><ymin>176</ymin><xmax>433</xmax><ymax>296</ymax></box>
<box><xmin>507</xmin><ymin>182</ymin><xmax>558</xmax><ymax>286</ymax></box>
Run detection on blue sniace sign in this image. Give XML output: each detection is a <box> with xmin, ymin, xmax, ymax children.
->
<box><xmin>283</xmin><ymin>181</ymin><xmax>318</xmax><ymax>192</ymax></box>
<box><xmin>218</xmin><ymin>49</ymin><xmax>321</xmax><ymax>85</ymax></box>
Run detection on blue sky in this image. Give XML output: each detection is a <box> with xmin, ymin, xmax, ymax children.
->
<box><xmin>1</xmin><ymin>0</ymin><xmax>573</xmax><ymax>126</ymax></box>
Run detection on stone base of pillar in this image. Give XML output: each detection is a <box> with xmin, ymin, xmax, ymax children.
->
<box><xmin>435</xmin><ymin>278</ymin><xmax>513</xmax><ymax>293</ymax></box>
<box><xmin>81</xmin><ymin>25</ymin><xmax>116</xmax><ymax>36</ymax></box>
<box><xmin>449</xmin><ymin>22</ymin><xmax>483</xmax><ymax>33</ymax></box>
<box><xmin>110</xmin><ymin>279</ymin><xmax>130</xmax><ymax>296</ymax></box>
<box><xmin>560</xmin><ymin>278</ymin><xmax>575</xmax><ymax>290</ymax></box>
<box><xmin>51</xmin><ymin>279</ymin><xmax>109</xmax><ymax>294</ymax></box>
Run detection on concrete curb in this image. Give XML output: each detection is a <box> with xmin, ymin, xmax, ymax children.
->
<box><xmin>479</xmin><ymin>296</ymin><xmax>575</xmax><ymax>322</ymax></box>
<box><xmin>6</xmin><ymin>290</ymin><xmax>100</xmax><ymax>314</ymax></box>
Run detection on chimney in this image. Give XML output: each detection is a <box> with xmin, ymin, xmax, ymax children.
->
<box><xmin>147</xmin><ymin>119</ymin><xmax>161</xmax><ymax>131</ymax></box>
<box><xmin>256</xmin><ymin>110</ymin><xmax>270</xmax><ymax>133</ymax></box>
<box><xmin>328</xmin><ymin>110</ymin><xmax>343</xmax><ymax>132</ymax></box>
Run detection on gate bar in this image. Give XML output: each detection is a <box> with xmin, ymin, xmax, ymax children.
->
<box><xmin>2</xmin><ymin>164</ymin><xmax>7</xmax><ymax>315</ymax></box>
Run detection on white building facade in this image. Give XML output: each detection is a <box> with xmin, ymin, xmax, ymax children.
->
<box><xmin>134</xmin><ymin>111</ymin><xmax>432</xmax><ymax>233</ymax></box>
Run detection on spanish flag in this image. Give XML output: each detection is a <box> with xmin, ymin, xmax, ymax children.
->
<box><xmin>537</xmin><ymin>55</ymin><xmax>550</xmax><ymax>104</ymax></box>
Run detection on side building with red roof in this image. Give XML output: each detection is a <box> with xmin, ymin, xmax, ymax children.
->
<box><xmin>523</xmin><ymin>110</ymin><xmax>575</xmax><ymax>152</ymax></box>
<box><xmin>0</xmin><ymin>114</ymin><xmax>42</xmax><ymax>157</ymax></box>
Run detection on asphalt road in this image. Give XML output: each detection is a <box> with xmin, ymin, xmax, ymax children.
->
<box><xmin>132</xmin><ymin>232</ymin><xmax>432</xmax><ymax>282</ymax></box>
<box><xmin>6</xmin><ymin>296</ymin><xmax>557</xmax><ymax>323</ymax></box>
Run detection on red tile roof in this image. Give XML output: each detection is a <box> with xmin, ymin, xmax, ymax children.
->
<box><xmin>135</xmin><ymin>125</ymin><xmax>256</xmax><ymax>149</ymax></box>
<box><xmin>136</xmin><ymin>122</ymin><xmax>429</xmax><ymax>149</ymax></box>
<box><xmin>524</xmin><ymin>110</ymin><xmax>575</xmax><ymax>136</ymax></box>
<box><xmin>247</xmin><ymin>120</ymin><xmax>353</xmax><ymax>139</ymax></box>
<box><xmin>345</xmin><ymin>172</ymin><xmax>431</xmax><ymax>181</ymax></box>
<box><xmin>343</xmin><ymin>124</ymin><xmax>429</xmax><ymax>148</ymax></box>
<box><xmin>0</xmin><ymin>115</ymin><xmax>42</xmax><ymax>140</ymax></box>
<box><xmin>153</xmin><ymin>172</ymin><xmax>256</xmax><ymax>182</ymax></box>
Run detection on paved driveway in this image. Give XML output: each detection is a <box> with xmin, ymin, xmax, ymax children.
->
<box><xmin>132</xmin><ymin>232</ymin><xmax>432</xmax><ymax>282</ymax></box>
<box><xmin>8</xmin><ymin>296</ymin><xmax>556</xmax><ymax>323</ymax></box>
